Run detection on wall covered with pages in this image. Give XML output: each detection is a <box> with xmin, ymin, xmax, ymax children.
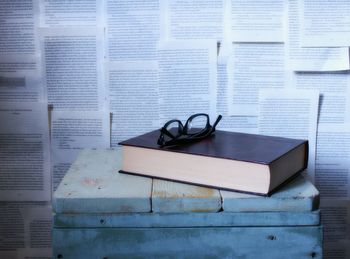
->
<box><xmin>0</xmin><ymin>0</ymin><xmax>350</xmax><ymax>258</ymax></box>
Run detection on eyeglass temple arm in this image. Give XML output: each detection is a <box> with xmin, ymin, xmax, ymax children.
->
<box><xmin>212</xmin><ymin>115</ymin><xmax>222</xmax><ymax>131</ymax></box>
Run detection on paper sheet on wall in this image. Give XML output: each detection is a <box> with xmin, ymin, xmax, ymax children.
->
<box><xmin>229</xmin><ymin>0</ymin><xmax>285</xmax><ymax>42</ymax></box>
<box><xmin>316</xmin><ymin>124</ymin><xmax>350</xmax><ymax>199</ymax></box>
<box><xmin>301</xmin><ymin>0</ymin><xmax>350</xmax><ymax>47</ymax></box>
<box><xmin>158</xmin><ymin>40</ymin><xmax>217</xmax><ymax>122</ymax></box>
<box><xmin>291</xmin><ymin>72</ymin><xmax>350</xmax><ymax>124</ymax></box>
<box><xmin>0</xmin><ymin>103</ymin><xmax>50</xmax><ymax>201</ymax></box>
<box><xmin>320</xmin><ymin>199</ymin><xmax>350</xmax><ymax>259</ymax></box>
<box><xmin>40</xmin><ymin>28</ymin><xmax>106</xmax><ymax>111</ymax></box>
<box><xmin>0</xmin><ymin>202</ymin><xmax>51</xmax><ymax>258</ymax></box>
<box><xmin>228</xmin><ymin>43</ymin><xmax>287</xmax><ymax>116</ymax></box>
<box><xmin>160</xmin><ymin>0</ymin><xmax>224</xmax><ymax>41</ymax></box>
<box><xmin>0</xmin><ymin>0</ymin><xmax>44</xmax><ymax>103</ymax></box>
<box><xmin>39</xmin><ymin>0</ymin><xmax>103</xmax><ymax>27</ymax></box>
<box><xmin>287</xmin><ymin>0</ymin><xmax>349</xmax><ymax>71</ymax></box>
<box><xmin>0</xmin><ymin>0</ymin><xmax>39</xmax><ymax>55</ymax></box>
<box><xmin>0</xmin><ymin>55</ymin><xmax>44</xmax><ymax>103</ymax></box>
<box><xmin>258</xmin><ymin>89</ymin><xmax>319</xmax><ymax>182</ymax></box>
<box><xmin>217</xmin><ymin>55</ymin><xmax>230</xmax><ymax>117</ymax></box>
<box><xmin>323</xmin><ymin>241</ymin><xmax>350</xmax><ymax>259</ymax></box>
<box><xmin>107</xmin><ymin>61</ymin><xmax>160</xmax><ymax>146</ymax></box>
<box><xmin>219</xmin><ymin>116</ymin><xmax>258</xmax><ymax>134</ymax></box>
<box><xmin>105</xmin><ymin>0</ymin><xmax>160</xmax><ymax>61</ymax></box>
<box><xmin>216</xmin><ymin>55</ymin><xmax>258</xmax><ymax>133</ymax></box>
<box><xmin>51</xmin><ymin>111</ymin><xmax>110</xmax><ymax>191</ymax></box>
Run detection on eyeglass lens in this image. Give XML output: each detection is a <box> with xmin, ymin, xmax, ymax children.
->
<box><xmin>184</xmin><ymin>114</ymin><xmax>209</xmax><ymax>135</ymax></box>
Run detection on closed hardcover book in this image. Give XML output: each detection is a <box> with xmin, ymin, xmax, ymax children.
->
<box><xmin>119</xmin><ymin>130</ymin><xmax>308</xmax><ymax>196</ymax></box>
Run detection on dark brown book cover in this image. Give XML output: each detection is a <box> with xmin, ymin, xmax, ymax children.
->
<box><xmin>119</xmin><ymin>129</ymin><xmax>309</xmax><ymax>167</ymax></box>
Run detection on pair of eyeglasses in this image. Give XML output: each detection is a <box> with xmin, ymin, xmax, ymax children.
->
<box><xmin>157</xmin><ymin>113</ymin><xmax>222</xmax><ymax>147</ymax></box>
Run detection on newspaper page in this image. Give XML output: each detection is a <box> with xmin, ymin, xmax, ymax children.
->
<box><xmin>287</xmin><ymin>0</ymin><xmax>349</xmax><ymax>71</ymax></box>
<box><xmin>160</xmin><ymin>0</ymin><xmax>224</xmax><ymax>41</ymax></box>
<box><xmin>0</xmin><ymin>103</ymin><xmax>50</xmax><ymax>201</ymax></box>
<box><xmin>0</xmin><ymin>55</ymin><xmax>44</xmax><ymax>103</ymax></box>
<box><xmin>301</xmin><ymin>0</ymin><xmax>350</xmax><ymax>47</ymax></box>
<box><xmin>39</xmin><ymin>0</ymin><xmax>103</xmax><ymax>27</ymax></box>
<box><xmin>40</xmin><ymin>28</ymin><xmax>106</xmax><ymax>111</ymax></box>
<box><xmin>316</xmin><ymin>124</ymin><xmax>350</xmax><ymax>199</ymax></box>
<box><xmin>230</xmin><ymin>0</ymin><xmax>285</xmax><ymax>42</ymax></box>
<box><xmin>51</xmin><ymin>110</ymin><xmax>110</xmax><ymax>191</ymax></box>
<box><xmin>217</xmin><ymin>55</ymin><xmax>258</xmax><ymax>133</ymax></box>
<box><xmin>258</xmin><ymin>89</ymin><xmax>319</xmax><ymax>181</ymax></box>
<box><xmin>105</xmin><ymin>0</ymin><xmax>160</xmax><ymax>61</ymax></box>
<box><xmin>292</xmin><ymin>72</ymin><xmax>350</xmax><ymax>124</ymax></box>
<box><xmin>228</xmin><ymin>43</ymin><xmax>287</xmax><ymax>116</ymax></box>
<box><xmin>0</xmin><ymin>202</ymin><xmax>51</xmax><ymax>258</ymax></box>
<box><xmin>158</xmin><ymin>40</ymin><xmax>217</xmax><ymax>122</ymax></box>
<box><xmin>321</xmin><ymin>199</ymin><xmax>350</xmax><ymax>259</ymax></box>
<box><xmin>107</xmin><ymin>61</ymin><xmax>159</xmax><ymax>146</ymax></box>
<box><xmin>0</xmin><ymin>0</ymin><xmax>39</xmax><ymax>55</ymax></box>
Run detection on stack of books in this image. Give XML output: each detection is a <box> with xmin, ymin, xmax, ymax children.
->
<box><xmin>119</xmin><ymin>129</ymin><xmax>308</xmax><ymax>196</ymax></box>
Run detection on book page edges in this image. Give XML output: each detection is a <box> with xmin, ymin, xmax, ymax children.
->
<box><xmin>122</xmin><ymin>146</ymin><xmax>271</xmax><ymax>194</ymax></box>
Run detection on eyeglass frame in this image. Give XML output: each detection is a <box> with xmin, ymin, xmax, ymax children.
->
<box><xmin>157</xmin><ymin>113</ymin><xmax>222</xmax><ymax>147</ymax></box>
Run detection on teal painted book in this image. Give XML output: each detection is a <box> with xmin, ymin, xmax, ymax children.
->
<box><xmin>119</xmin><ymin>130</ymin><xmax>308</xmax><ymax>196</ymax></box>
